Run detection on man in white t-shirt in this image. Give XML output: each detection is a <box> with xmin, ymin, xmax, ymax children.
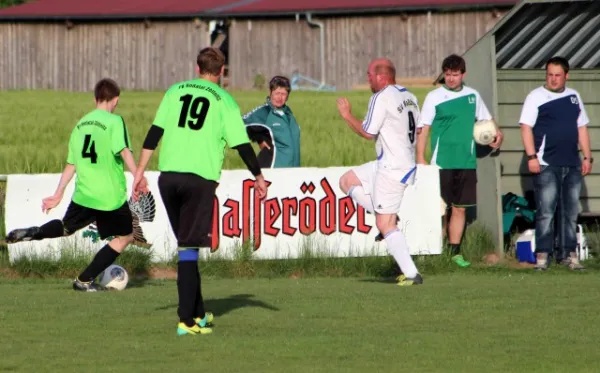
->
<box><xmin>519</xmin><ymin>56</ymin><xmax>592</xmax><ymax>271</ymax></box>
<box><xmin>336</xmin><ymin>58</ymin><xmax>423</xmax><ymax>286</ymax></box>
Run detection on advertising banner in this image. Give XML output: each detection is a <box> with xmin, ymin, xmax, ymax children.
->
<box><xmin>4</xmin><ymin>165</ymin><xmax>443</xmax><ymax>263</ymax></box>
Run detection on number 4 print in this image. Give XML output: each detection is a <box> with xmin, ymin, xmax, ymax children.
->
<box><xmin>82</xmin><ymin>134</ymin><xmax>98</xmax><ymax>164</ymax></box>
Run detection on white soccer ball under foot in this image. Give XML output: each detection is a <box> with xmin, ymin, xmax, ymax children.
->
<box><xmin>473</xmin><ymin>119</ymin><xmax>498</xmax><ymax>146</ymax></box>
<box><xmin>98</xmin><ymin>264</ymin><xmax>129</xmax><ymax>291</ymax></box>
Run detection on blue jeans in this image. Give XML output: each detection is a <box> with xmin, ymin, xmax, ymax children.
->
<box><xmin>533</xmin><ymin>165</ymin><xmax>582</xmax><ymax>256</ymax></box>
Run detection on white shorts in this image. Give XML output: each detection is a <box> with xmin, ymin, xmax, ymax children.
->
<box><xmin>352</xmin><ymin>161</ymin><xmax>416</xmax><ymax>214</ymax></box>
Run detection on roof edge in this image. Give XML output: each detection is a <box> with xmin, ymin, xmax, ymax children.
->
<box><xmin>215</xmin><ymin>3</ymin><xmax>515</xmax><ymax>18</ymax></box>
<box><xmin>0</xmin><ymin>13</ymin><xmax>204</xmax><ymax>22</ymax></box>
<box><xmin>0</xmin><ymin>3</ymin><xmax>515</xmax><ymax>22</ymax></box>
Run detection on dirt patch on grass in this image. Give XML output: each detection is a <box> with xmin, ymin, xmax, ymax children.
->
<box><xmin>481</xmin><ymin>252</ymin><xmax>536</xmax><ymax>269</ymax></box>
<box><xmin>289</xmin><ymin>270</ymin><xmax>303</xmax><ymax>280</ymax></box>
<box><xmin>507</xmin><ymin>260</ymin><xmax>536</xmax><ymax>269</ymax></box>
<box><xmin>482</xmin><ymin>252</ymin><xmax>502</xmax><ymax>266</ymax></box>
<box><xmin>146</xmin><ymin>266</ymin><xmax>177</xmax><ymax>280</ymax></box>
<box><xmin>0</xmin><ymin>266</ymin><xmax>20</xmax><ymax>279</ymax></box>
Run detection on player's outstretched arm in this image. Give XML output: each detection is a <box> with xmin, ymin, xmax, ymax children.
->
<box><xmin>336</xmin><ymin>98</ymin><xmax>374</xmax><ymax>140</ymax></box>
<box><xmin>416</xmin><ymin>126</ymin><xmax>430</xmax><ymax>165</ymax></box>
<box><xmin>132</xmin><ymin>148</ymin><xmax>154</xmax><ymax>200</ymax></box>
<box><xmin>42</xmin><ymin>163</ymin><xmax>76</xmax><ymax>214</ymax></box>
<box><xmin>120</xmin><ymin>147</ymin><xmax>148</xmax><ymax>197</ymax></box>
<box><xmin>120</xmin><ymin>148</ymin><xmax>138</xmax><ymax>175</ymax></box>
<box><xmin>233</xmin><ymin>142</ymin><xmax>268</xmax><ymax>200</ymax></box>
<box><xmin>132</xmin><ymin>125</ymin><xmax>163</xmax><ymax>200</ymax></box>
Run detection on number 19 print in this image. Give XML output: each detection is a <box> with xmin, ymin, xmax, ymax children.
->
<box><xmin>178</xmin><ymin>94</ymin><xmax>210</xmax><ymax>130</ymax></box>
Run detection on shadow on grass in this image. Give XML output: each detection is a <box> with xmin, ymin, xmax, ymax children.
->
<box><xmin>125</xmin><ymin>278</ymin><xmax>172</xmax><ymax>289</ymax></box>
<box><xmin>357</xmin><ymin>277</ymin><xmax>399</xmax><ymax>284</ymax></box>
<box><xmin>155</xmin><ymin>293</ymin><xmax>280</xmax><ymax>317</ymax></box>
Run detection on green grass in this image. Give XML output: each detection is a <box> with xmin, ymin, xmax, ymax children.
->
<box><xmin>2</xmin><ymin>273</ymin><xmax>600</xmax><ymax>373</ymax></box>
<box><xmin>0</xmin><ymin>89</ymin><xmax>432</xmax><ymax>174</ymax></box>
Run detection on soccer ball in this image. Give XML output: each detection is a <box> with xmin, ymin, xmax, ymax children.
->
<box><xmin>98</xmin><ymin>264</ymin><xmax>129</xmax><ymax>291</ymax></box>
<box><xmin>473</xmin><ymin>119</ymin><xmax>498</xmax><ymax>146</ymax></box>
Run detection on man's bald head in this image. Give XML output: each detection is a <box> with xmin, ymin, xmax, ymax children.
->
<box><xmin>372</xmin><ymin>58</ymin><xmax>396</xmax><ymax>77</ymax></box>
<box><xmin>367</xmin><ymin>58</ymin><xmax>396</xmax><ymax>93</ymax></box>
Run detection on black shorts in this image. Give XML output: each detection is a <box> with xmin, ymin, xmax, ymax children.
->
<box><xmin>63</xmin><ymin>201</ymin><xmax>133</xmax><ymax>240</ymax></box>
<box><xmin>158</xmin><ymin>172</ymin><xmax>217</xmax><ymax>248</ymax></box>
<box><xmin>439</xmin><ymin>169</ymin><xmax>477</xmax><ymax>207</ymax></box>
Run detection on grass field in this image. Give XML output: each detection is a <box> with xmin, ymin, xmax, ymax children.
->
<box><xmin>0</xmin><ymin>88</ymin><xmax>432</xmax><ymax>175</ymax></box>
<box><xmin>2</xmin><ymin>273</ymin><xmax>600</xmax><ymax>373</ymax></box>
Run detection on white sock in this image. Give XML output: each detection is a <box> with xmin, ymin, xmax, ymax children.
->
<box><xmin>348</xmin><ymin>186</ymin><xmax>374</xmax><ymax>214</ymax></box>
<box><xmin>384</xmin><ymin>229</ymin><xmax>418</xmax><ymax>278</ymax></box>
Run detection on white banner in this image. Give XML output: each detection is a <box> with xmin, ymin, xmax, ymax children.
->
<box><xmin>4</xmin><ymin>165</ymin><xmax>443</xmax><ymax>263</ymax></box>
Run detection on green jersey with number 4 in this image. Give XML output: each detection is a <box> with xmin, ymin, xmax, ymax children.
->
<box><xmin>67</xmin><ymin>109</ymin><xmax>132</xmax><ymax>211</ymax></box>
<box><xmin>152</xmin><ymin>78</ymin><xmax>250</xmax><ymax>181</ymax></box>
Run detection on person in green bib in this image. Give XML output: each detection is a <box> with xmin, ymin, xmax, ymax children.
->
<box><xmin>243</xmin><ymin>75</ymin><xmax>301</xmax><ymax>168</ymax></box>
<box><xmin>416</xmin><ymin>54</ymin><xmax>503</xmax><ymax>268</ymax></box>
<box><xmin>6</xmin><ymin>78</ymin><xmax>141</xmax><ymax>291</ymax></box>
<box><xmin>132</xmin><ymin>47</ymin><xmax>268</xmax><ymax>337</ymax></box>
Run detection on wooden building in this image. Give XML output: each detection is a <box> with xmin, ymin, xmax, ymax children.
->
<box><xmin>0</xmin><ymin>0</ymin><xmax>515</xmax><ymax>91</ymax></box>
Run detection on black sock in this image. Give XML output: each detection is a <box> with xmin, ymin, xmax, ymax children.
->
<box><xmin>450</xmin><ymin>243</ymin><xmax>461</xmax><ymax>256</ymax></box>
<box><xmin>78</xmin><ymin>244</ymin><xmax>120</xmax><ymax>282</ymax></box>
<box><xmin>36</xmin><ymin>219</ymin><xmax>65</xmax><ymax>239</ymax></box>
<box><xmin>178</xmin><ymin>261</ymin><xmax>198</xmax><ymax>327</ymax></box>
<box><xmin>194</xmin><ymin>265</ymin><xmax>206</xmax><ymax>320</ymax></box>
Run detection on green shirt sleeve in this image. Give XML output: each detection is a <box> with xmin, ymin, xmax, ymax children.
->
<box><xmin>111</xmin><ymin>116</ymin><xmax>132</xmax><ymax>155</ymax></box>
<box><xmin>66</xmin><ymin>130</ymin><xmax>75</xmax><ymax>165</ymax></box>
<box><xmin>223</xmin><ymin>97</ymin><xmax>250</xmax><ymax>148</ymax></box>
<box><xmin>152</xmin><ymin>90</ymin><xmax>171</xmax><ymax>129</ymax></box>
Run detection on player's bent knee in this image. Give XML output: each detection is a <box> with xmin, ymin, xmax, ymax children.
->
<box><xmin>120</xmin><ymin>233</ymin><xmax>134</xmax><ymax>244</ymax></box>
<box><xmin>451</xmin><ymin>206</ymin><xmax>466</xmax><ymax>215</ymax></box>
<box><xmin>110</xmin><ymin>234</ymin><xmax>134</xmax><ymax>253</ymax></box>
<box><xmin>339</xmin><ymin>171</ymin><xmax>359</xmax><ymax>194</ymax></box>
<box><xmin>339</xmin><ymin>173</ymin><xmax>350</xmax><ymax>193</ymax></box>
<box><xmin>375</xmin><ymin>214</ymin><xmax>398</xmax><ymax>236</ymax></box>
<box><xmin>45</xmin><ymin>219</ymin><xmax>68</xmax><ymax>238</ymax></box>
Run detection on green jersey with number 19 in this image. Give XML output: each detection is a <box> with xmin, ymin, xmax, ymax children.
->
<box><xmin>152</xmin><ymin>78</ymin><xmax>250</xmax><ymax>181</ymax></box>
<box><xmin>67</xmin><ymin>109</ymin><xmax>132</xmax><ymax>211</ymax></box>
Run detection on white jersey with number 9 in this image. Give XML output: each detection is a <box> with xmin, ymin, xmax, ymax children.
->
<box><xmin>361</xmin><ymin>85</ymin><xmax>419</xmax><ymax>178</ymax></box>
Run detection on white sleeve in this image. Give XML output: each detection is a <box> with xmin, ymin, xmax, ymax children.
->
<box><xmin>475</xmin><ymin>92</ymin><xmax>493</xmax><ymax>121</ymax></box>
<box><xmin>417</xmin><ymin>94</ymin><xmax>436</xmax><ymax>128</ymax></box>
<box><xmin>519</xmin><ymin>92</ymin><xmax>539</xmax><ymax>128</ymax></box>
<box><xmin>362</xmin><ymin>92</ymin><xmax>387</xmax><ymax>135</ymax></box>
<box><xmin>577</xmin><ymin>93</ymin><xmax>589</xmax><ymax>127</ymax></box>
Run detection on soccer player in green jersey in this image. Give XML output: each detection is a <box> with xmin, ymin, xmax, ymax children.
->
<box><xmin>416</xmin><ymin>54</ymin><xmax>503</xmax><ymax>268</ymax></box>
<box><xmin>6</xmin><ymin>78</ymin><xmax>143</xmax><ymax>291</ymax></box>
<box><xmin>132</xmin><ymin>47</ymin><xmax>268</xmax><ymax>336</ymax></box>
